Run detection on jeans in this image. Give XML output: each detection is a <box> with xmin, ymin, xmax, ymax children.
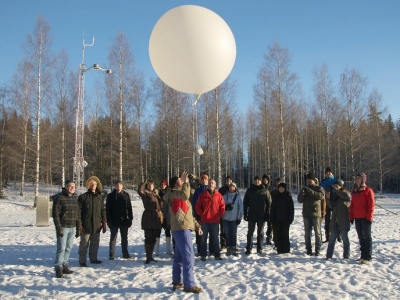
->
<box><xmin>246</xmin><ymin>220</ymin><xmax>265</xmax><ymax>251</ymax></box>
<box><xmin>355</xmin><ymin>218</ymin><xmax>372</xmax><ymax>260</ymax></box>
<box><xmin>78</xmin><ymin>232</ymin><xmax>100</xmax><ymax>263</ymax></box>
<box><xmin>222</xmin><ymin>220</ymin><xmax>238</xmax><ymax>248</ymax></box>
<box><xmin>200</xmin><ymin>222</ymin><xmax>220</xmax><ymax>258</ymax></box>
<box><xmin>172</xmin><ymin>230</ymin><xmax>196</xmax><ymax>289</ymax></box>
<box><xmin>109</xmin><ymin>225</ymin><xmax>129</xmax><ymax>257</ymax></box>
<box><xmin>54</xmin><ymin>227</ymin><xmax>76</xmax><ymax>268</ymax></box>
<box><xmin>326</xmin><ymin>225</ymin><xmax>350</xmax><ymax>259</ymax></box>
<box><xmin>303</xmin><ymin>217</ymin><xmax>322</xmax><ymax>253</ymax></box>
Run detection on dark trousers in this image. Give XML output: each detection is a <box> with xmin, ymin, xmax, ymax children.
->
<box><xmin>246</xmin><ymin>220</ymin><xmax>265</xmax><ymax>251</ymax></box>
<box><xmin>220</xmin><ymin>218</ymin><xmax>226</xmax><ymax>249</ymax></box>
<box><xmin>324</xmin><ymin>206</ymin><xmax>332</xmax><ymax>234</ymax></box>
<box><xmin>200</xmin><ymin>222</ymin><xmax>220</xmax><ymax>258</ymax></box>
<box><xmin>355</xmin><ymin>218</ymin><xmax>372</xmax><ymax>260</ymax></box>
<box><xmin>266</xmin><ymin>221</ymin><xmax>273</xmax><ymax>240</ymax></box>
<box><xmin>109</xmin><ymin>225</ymin><xmax>129</xmax><ymax>257</ymax></box>
<box><xmin>272</xmin><ymin>221</ymin><xmax>290</xmax><ymax>253</ymax></box>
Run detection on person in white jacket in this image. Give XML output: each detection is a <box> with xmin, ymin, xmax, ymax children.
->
<box><xmin>222</xmin><ymin>182</ymin><xmax>244</xmax><ymax>256</ymax></box>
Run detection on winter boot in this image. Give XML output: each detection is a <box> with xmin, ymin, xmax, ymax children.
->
<box><xmin>226</xmin><ymin>247</ymin><xmax>232</xmax><ymax>256</ymax></box>
<box><xmin>62</xmin><ymin>264</ymin><xmax>74</xmax><ymax>274</ymax></box>
<box><xmin>154</xmin><ymin>238</ymin><xmax>160</xmax><ymax>256</ymax></box>
<box><xmin>55</xmin><ymin>266</ymin><xmax>64</xmax><ymax>278</ymax></box>
<box><xmin>166</xmin><ymin>237</ymin><xmax>172</xmax><ymax>255</ymax></box>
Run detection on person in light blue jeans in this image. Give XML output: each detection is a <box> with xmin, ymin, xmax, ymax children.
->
<box><xmin>52</xmin><ymin>180</ymin><xmax>81</xmax><ymax>278</ymax></box>
<box><xmin>222</xmin><ymin>182</ymin><xmax>243</xmax><ymax>256</ymax></box>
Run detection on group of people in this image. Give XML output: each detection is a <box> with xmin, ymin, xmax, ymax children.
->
<box><xmin>298</xmin><ymin>168</ymin><xmax>375</xmax><ymax>264</ymax></box>
<box><xmin>52</xmin><ymin>177</ymin><xmax>133</xmax><ymax>279</ymax></box>
<box><xmin>51</xmin><ymin>168</ymin><xmax>375</xmax><ymax>293</ymax></box>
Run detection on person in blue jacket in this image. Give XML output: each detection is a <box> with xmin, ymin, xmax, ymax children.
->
<box><xmin>320</xmin><ymin>167</ymin><xmax>336</xmax><ymax>242</ymax></box>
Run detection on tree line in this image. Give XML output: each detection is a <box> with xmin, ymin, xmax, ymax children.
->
<box><xmin>1</xmin><ymin>15</ymin><xmax>399</xmax><ymax>197</ymax></box>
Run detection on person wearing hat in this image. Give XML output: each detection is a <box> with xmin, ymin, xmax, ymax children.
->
<box><xmin>52</xmin><ymin>180</ymin><xmax>80</xmax><ymax>278</ymax></box>
<box><xmin>163</xmin><ymin>171</ymin><xmax>203</xmax><ymax>293</ymax></box>
<box><xmin>77</xmin><ymin>176</ymin><xmax>107</xmax><ymax>267</ymax></box>
<box><xmin>270</xmin><ymin>182</ymin><xmax>294</xmax><ymax>254</ymax></box>
<box><xmin>298</xmin><ymin>172</ymin><xmax>325</xmax><ymax>256</ymax></box>
<box><xmin>320</xmin><ymin>167</ymin><xmax>336</xmax><ymax>243</ymax></box>
<box><xmin>222</xmin><ymin>182</ymin><xmax>243</xmax><ymax>256</ymax></box>
<box><xmin>218</xmin><ymin>175</ymin><xmax>233</xmax><ymax>251</ymax></box>
<box><xmin>159</xmin><ymin>179</ymin><xmax>173</xmax><ymax>255</ymax></box>
<box><xmin>106</xmin><ymin>180</ymin><xmax>134</xmax><ymax>260</ymax></box>
<box><xmin>138</xmin><ymin>179</ymin><xmax>163</xmax><ymax>264</ymax></box>
<box><xmin>192</xmin><ymin>173</ymin><xmax>209</xmax><ymax>256</ymax></box>
<box><xmin>325</xmin><ymin>179</ymin><xmax>351</xmax><ymax>260</ymax></box>
<box><xmin>350</xmin><ymin>172</ymin><xmax>375</xmax><ymax>263</ymax></box>
<box><xmin>243</xmin><ymin>175</ymin><xmax>272</xmax><ymax>255</ymax></box>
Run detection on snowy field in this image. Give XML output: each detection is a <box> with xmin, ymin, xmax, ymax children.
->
<box><xmin>0</xmin><ymin>184</ymin><xmax>399</xmax><ymax>299</ymax></box>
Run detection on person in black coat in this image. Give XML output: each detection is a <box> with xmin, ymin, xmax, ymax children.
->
<box><xmin>243</xmin><ymin>176</ymin><xmax>272</xmax><ymax>254</ymax></box>
<box><xmin>77</xmin><ymin>176</ymin><xmax>107</xmax><ymax>267</ymax></box>
<box><xmin>106</xmin><ymin>180</ymin><xmax>134</xmax><ymax>260</ymax></box>
<box><xmin>270</xmin><ymin>182</ymin><xmax>294</xmax><ymax>254</ymax></box>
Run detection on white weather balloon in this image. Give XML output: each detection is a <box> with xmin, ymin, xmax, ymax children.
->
<box><xmin>149</xmin><ymin>5</ymin><xmax>236</xmax><ymax>96</ymax></box>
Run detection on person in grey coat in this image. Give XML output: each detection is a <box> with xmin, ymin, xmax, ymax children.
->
<box><xmin>298</xmin><ymin>172</ymin><xmax>325</xmax><ymax>256</ymax></box>
<box><xmin>325</xmin><ymin>179</ymin><xmax>351</xmax><ymax>260</ymax></box>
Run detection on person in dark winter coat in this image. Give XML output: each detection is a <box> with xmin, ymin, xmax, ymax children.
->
<box><xmin>160</xmin><ymin>179</ymin><xmax>173</xmax><ymax>255</ymax></box>
<box><xmin>192</xmin><ymin>174</ymin><xmax>209</xmax><ymax>256</ymax></box>
<box><xmin>320</xmin><ymin>167</ymin><xmax>336</xmax><ymax>242</ymax></box>
<box><xmin>243</xmin><ymin>175</ymin><xmax>272</xmax><ymax>255</ymax></box>
<box><xmin>52</xmin><ymin>180</ymin><xmax>80</xmax><ymax>278</ymax></box>
<box><xmin>77</xmin><ymin>176</ymin><xmax>107</xmax><ymax>267</ymax></box>
<box><xmin>350</xmin><ymin>172</ymin><xmax>375</xmax><ymax>263</ymax></box>
<box><xmin>163</xmin><ymin>171</ymin><xmax>203</xmax><ymax>293</ymax></box>
<box><xmin>106</xmin><ymin>180</ymin><xmax>133</xmax><ymax>260</ymax></box>
<box><xmin>261</xmin><ymin>174</ymin><xmax>273</xmax><ymax>245</ymax></box>
<box><xmin>222</xmin><ymin>182</ymin><xmax>243</xmax><ymax>256</ymax></box>
<box><xmin>298</xmin><ymin>172</ymin><xmax>325</xmax><ymax>256</ymax></box>
<box><xmin>218</xmin><ymin>175</ymin><xmax>233</xmax><ymax>251</ymax></box>
<box><xmin>270</xmin><ymin>182</ymin><xmax>294</xmax><ymax>254</ymax></box>
<box><xmin>325</xmin><ymin>179</ymin><xmax>351</xmax><ymax>260</ymax></box>
<box><xmin>196</xmin><ymin>179</ymin><xmax>225</xmax><ymax>261</ymax></box>
<box><xmin>138</xmin><ymin>180</ymin><xmax>163</xmax><ymax>264</ymax></box>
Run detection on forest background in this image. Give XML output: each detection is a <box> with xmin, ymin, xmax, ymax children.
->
<box><xmin>1</xmin><ymin>15</ymin><xmax>399</xmax><ymax>197</ymax></box>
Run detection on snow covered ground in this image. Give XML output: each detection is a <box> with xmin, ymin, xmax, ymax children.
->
<box><xmin>0</xmin><ymin>184</ymin><xmax>399</xmax><ymax>299</ymax></box>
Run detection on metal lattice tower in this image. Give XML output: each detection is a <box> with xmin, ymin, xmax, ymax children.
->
<box><xmin>73</xmin><ymin>37</ymin><xmax>111</xmax><ymax>187</ymax></box>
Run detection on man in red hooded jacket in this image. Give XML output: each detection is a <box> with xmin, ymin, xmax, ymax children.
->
<box><xmin>196</xmin><ymin>179</ymin><xmax>225</xmax><ymax>261</ymax></box>
<box><xmin>350</xmin><ymin>172</ymin><xmax>375</xmax><ymax>263</ymax></box>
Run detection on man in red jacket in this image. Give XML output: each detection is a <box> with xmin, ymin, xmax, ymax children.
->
<box><xmin>195</xmin><ymin>179</ymin><xmax>225</xmax><ymax>261</ymax></box>
<box><xmin>350</xmin><ymin>172</ymin><xmax>375</xmax><ymax>263</ymax></box>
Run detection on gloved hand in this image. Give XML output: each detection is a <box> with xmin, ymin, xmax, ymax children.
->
<box><xmin>102</xmin><ymin>222</ymin><xmax>107</xmax><ymax>233</ymax></box>
<box><xmin>236</xmin><ymin>220</ymin><xmax>241</xmax><ymax>225</ymax></box>
<box><xmin>57</xmin><ymin>230</ymin><xmax>64</xmax><ymax>237</ymax></box>
<box><xmin>350</xmin><ymin>220</ymin><xmax>354</xmax><ymax>225</ymax></box>
<box><xmin>75</xmin><ymin>229</ymin><xmax>80</xmax><ymax>238</ymax></box>
<box><xmin>128</xmin><ymin>219</ymin><xmax>132</xmax><ymax>228</ymax></box>
<box><xmin>244</xmin><ymin>215</ymin><xmax>248</xmax><ymax>221</ymax></box>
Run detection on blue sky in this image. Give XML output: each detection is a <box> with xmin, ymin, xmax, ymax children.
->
<box><xmin>1</xmin><ymin>0</ymin><xmax>399</xmax><ymax>120</ymax></box>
